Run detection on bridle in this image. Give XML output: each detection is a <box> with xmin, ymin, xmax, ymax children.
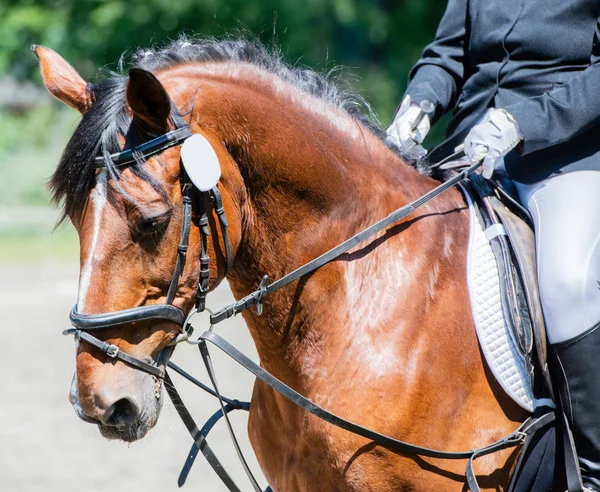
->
<box><xmin>62</xmin><ymin>112</ymin><xmax>555</xmax><ymax>492</ymax></box>
<box><xmin>64</xmin><ymin>112</ymin><xmax>233</xmax><ymax>379</ymax></box>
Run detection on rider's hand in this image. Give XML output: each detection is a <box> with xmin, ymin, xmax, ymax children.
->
<box><xmin>464</xmin><ymin>108</ymin><xmax>523</xmax><ymax>178</ymax></box>
<box><xmin>387</xmin><ymin>95</ymin><xmax>432</xmax><ymax>146</ymax></box>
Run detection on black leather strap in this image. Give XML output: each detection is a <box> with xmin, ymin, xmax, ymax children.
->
<box><xmin>199</xmin><ymin>340</ymin><xmax>264</xmax><ymax>492</ymax></box>
<box><xmin>93</xmin><ymin>127</ymin><xmax>192</xmax><ymax>168</ymax></box>
<box><xmin>163</xmin><ymin>373</ymin><xmax>244</xmax><ymax>491</ymax></box>
<box><xmin>562</xmin><ymin>413</ymin><xmax>586</xmax><ymax>491</ymax></box>
<box><xmin>167</xmin><ymin>362</ymin><xmax>253</xmax><ymax>489</ymax></box>
<box><xmin>178</xmin><ymin>404</ymin><xmax>244</xmax><ymax>488</ymax></box>
<box><xmin>197</xmin><ymin>329</ymin><xmax>556</xmax><ymax>492</ymax></box>
<box><xmin>65</xmin><ymin>329</ymin><xmax>165</xmax><ymax>379</ymax></box>
<box><xmin>69</xmin><ymin>304</ymin><xmax>186</xmax><ymax>329</ymax></box>
<box><xmin>167</xmin><ymin>360</ymin><xmax>249</xmax><ymax>409</ymax></box>
<box><xmin>210</xmin><ymin>186</ymin><xmax>233</xmax><ymax>275</ymax></box>
<box><xmin>196</xmin><ymin>191</ymin><xmax>211</xmax><ymax>312</ymax></box>
<box><xmin>209</xmin><ymin>161</ymin><xmax>483</xmax><ymax>325</ymax></box>
<box><xmin>166</xmin><ymin>188</ymin><xmax>193</xmax><ymax>304</ymax></box>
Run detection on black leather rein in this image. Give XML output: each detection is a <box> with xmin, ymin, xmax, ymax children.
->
<box><xmin>62</xmin><ymin>121</ymin><xmax>554</xmax><ymax>492</ymax></box>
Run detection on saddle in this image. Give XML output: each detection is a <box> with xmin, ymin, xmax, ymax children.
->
<box><xmin>463</xmin><ymin>173</ymin><xmax>553</xmax><ymax>401</ymax></box>
<box><xmin>464</xmin><ymin>174</ymin><xmax>592</xmax><ymax>492</ymax></box>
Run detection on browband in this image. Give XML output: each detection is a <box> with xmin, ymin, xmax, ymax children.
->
<box><xmin>93</xmin><ymin>126</ymin><xmax>193</xmax><ymax>168</ymax></box>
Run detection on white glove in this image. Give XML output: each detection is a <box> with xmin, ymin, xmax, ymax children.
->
<box><xmin>387</xmin><ymin>95</ymin><xmax>432</xmax><ymax>146</ymax></box>
<box><xmin>464</xmin><ymin>108</ymin><xmax>523</xmax><ymax>178</ymax></box>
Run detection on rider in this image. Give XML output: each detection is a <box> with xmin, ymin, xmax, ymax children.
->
<box><xmin>388</xmin><ymin>1</ymin><xmax>600</xmax><ymax>489</ymax></box>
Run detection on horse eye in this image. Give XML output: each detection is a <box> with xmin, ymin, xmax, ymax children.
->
<box><xmin>136</xmin><ymin>213</ymin><xmax>171</xmax><ymax>236</ymax></box>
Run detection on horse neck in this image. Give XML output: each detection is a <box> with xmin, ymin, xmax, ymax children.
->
<box><xmin>172</xmin><ymin>64</ymin><xmax>460</xmax><ymax>379</ymax></box>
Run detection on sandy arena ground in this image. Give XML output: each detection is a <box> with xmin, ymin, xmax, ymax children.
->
<box><xmin>0</xmin><ymin>261</ymin><xmax>268</xmax><ymax>492</ymax></box>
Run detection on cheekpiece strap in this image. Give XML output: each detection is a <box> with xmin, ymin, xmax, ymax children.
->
<box><xmin>196</xmin><ymin>191</ymin><xmax>211</xmax><ymax>312</ymax></box>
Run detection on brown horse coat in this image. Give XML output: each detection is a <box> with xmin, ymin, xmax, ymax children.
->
<box><xmin>36</xmin><ymin>40</ymin><xmax>526</xmax><ymax>491</ymax></box>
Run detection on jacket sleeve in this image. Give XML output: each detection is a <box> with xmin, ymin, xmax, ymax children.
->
<box><xmin>404</xmin><ymin>0</ymin><xmax>468</xmax><ymax>122</ymax></box>
<box><xmin>505</xmin><ymin>16</ymin><xmax>600</xmax><ymax>155</ymax></box>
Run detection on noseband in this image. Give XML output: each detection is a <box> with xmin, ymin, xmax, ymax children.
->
<box><xmin>63</xmin><ymin>115</ymin><xmax>233</xmax><ymax>379</ymax></box>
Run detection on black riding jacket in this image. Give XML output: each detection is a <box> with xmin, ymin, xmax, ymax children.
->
<box><xmin>406</xmin><ymin>0</ymin><xmax>600</xmax><ymax>183</ymax></box>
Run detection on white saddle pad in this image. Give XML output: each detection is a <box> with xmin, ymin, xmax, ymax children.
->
<box><xmin>463</xmin><ymin>186</ymin><xmax>534</xmax><ymax>412</ymax></box>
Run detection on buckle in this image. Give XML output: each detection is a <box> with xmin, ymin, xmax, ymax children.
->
<box><xmin>106</xmin><ymin>344</ymin><xmax>120</xmax><ymax>358</ymax></box>
<box><xmin>181</xmin><ymin>307</ymin><xmax>215</xmax><ymax>344</ymax></box>
<box><xmin>515</xmin><ymin>431</ymin><xmax>528</xmax><ymax>443</ymax></box>
<box><xmin>182</xmin><ymin>307</ymin><xmax>198</xmax><ymax>338</ymax></box>
<box><xmin>255</xmin><ymin>275</ymin><xmax>269</xmax><ymax>316</ymax></box>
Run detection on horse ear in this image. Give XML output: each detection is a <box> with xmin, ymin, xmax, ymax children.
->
<box><xmin>127</xmin><ymin>68</ymin><xmax>171</xmax><ymax>131</ymax></box>
<box><xmin>32</xmin><ymin>45</ymin><xmax>92</xmax><ymax>113</ymax></box>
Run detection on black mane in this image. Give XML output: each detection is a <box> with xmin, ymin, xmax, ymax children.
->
<box><xmin>51</xmin><ymin>36</ymin><xmax>426</xmax><ymax>223</ymax></box>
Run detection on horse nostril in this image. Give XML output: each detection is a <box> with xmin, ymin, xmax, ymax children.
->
<box><xmin>103</xmin><ymin>397</ymin><xmax>140</xmax><ymax>427</ymax></box>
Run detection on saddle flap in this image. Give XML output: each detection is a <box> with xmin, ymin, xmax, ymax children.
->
<box><xmin>488</xmin><ymin>191</ymin><xmax>553</xmax><ymax>397</ymax></box>
<box><xmin>469</xmin><ymin>177</ymin><xmax>535</xmax><ymax>360</ymax></box>
<box><xmin>463</xmin><ymin>180</ymin><xmax>535</xmax><ymax>411</ymax></box>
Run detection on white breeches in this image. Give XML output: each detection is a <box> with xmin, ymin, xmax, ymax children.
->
<box><xmin>514</xmin><ymin>171</ymin><xmax>600</xmax><ymax>344</ymax></box>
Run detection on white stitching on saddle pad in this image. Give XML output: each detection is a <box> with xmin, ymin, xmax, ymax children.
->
<box><xmin>462</xmin><ymin>185</ymin><xmax>534</xmax><ymax>413</ymax></box>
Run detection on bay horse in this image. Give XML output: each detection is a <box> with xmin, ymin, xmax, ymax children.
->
<box><xmin>34</xmin><ymin>38</ymin><xmax>526</xmax><ymax>491</ymax></box>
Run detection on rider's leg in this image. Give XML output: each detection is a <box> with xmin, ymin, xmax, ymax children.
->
<box><xmin>515</xmin><ymin>171</ymin><xmax>600</xmax><ymax>491</ymax></box>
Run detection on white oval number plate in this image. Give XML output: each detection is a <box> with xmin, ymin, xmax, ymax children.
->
<box><xmin>180</xmin><ymin>134</ymin><xmax>222</xmax><ymax>192</ymax></box>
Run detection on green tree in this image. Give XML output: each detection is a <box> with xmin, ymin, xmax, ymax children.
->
<box><xmin>1</xmin><ymin>0</ymin><xmax>447</xmax><ymax>121</ymax></box>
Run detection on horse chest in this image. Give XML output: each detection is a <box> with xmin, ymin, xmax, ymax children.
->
<box><xmin>248</xmin><ymin>375</ymin><xmax>425</xmax><ymax>492</ymax></box>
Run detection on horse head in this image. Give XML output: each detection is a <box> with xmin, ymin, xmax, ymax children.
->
<box><xmin>33</xmin><ymin>38</ymin><xmax>524</xmax><ymax>491</ymax></box>
<box><xmin>34</xmin><ymin>45</ymin><xmax>240</xmax><ymax>441</ymax></box>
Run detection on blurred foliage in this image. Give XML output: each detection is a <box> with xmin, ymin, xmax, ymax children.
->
<box><xmin>1</xmin><ymin>0</ymin><xmax>447</xmax><ymax>122</ymax></box>
<box><xmin>0</xmin><ymin>105</ymin><xmax>80</xmax><ymax>206</ymax></box>
<box><xmin>0</xmin><ymin>0</ymin><xmax>449</xmax><ymax>216</ymax></box>
<box><xmin>0</xmin><ymin>220</ymin><xmax>78</xmax><ymax>263</ymax></box>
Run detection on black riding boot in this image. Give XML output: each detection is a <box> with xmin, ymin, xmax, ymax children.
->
<box><xmin>553</xmin><ymin>322</ymin><xmax>600</xmax><ymax>491</ymax></box>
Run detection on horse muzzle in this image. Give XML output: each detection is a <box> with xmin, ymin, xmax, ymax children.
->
<box><xmin>69</xmin><ymin>360</ymin><xmax>162</xmax><ymax>443</ymax></box>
